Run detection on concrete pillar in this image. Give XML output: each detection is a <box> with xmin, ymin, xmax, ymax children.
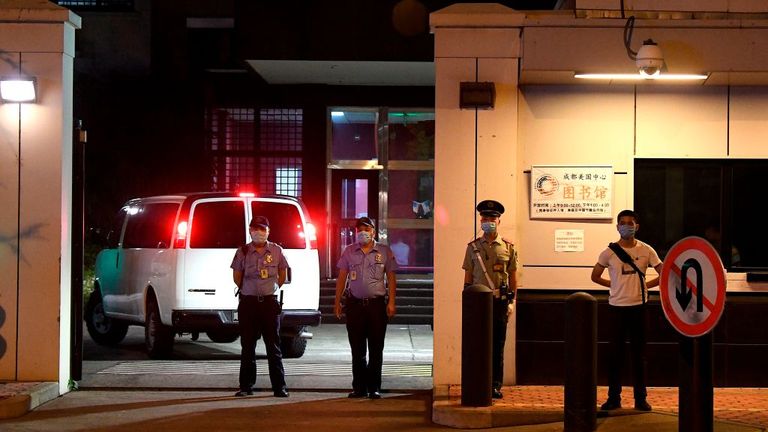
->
<box><xmin>431</xmin><ymin>3</ymin><xmax>522</xmax><ymax>387</ymax></box>
<box><xmin>0</xmin><ymin>0</ymin><xmax>81</xmax><ymax>394</ymax></box>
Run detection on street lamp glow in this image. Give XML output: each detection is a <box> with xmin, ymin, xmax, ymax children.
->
<box><xmin>0</xmin><ymin>78</ymin><xmax>37</xmax><ymax>103</ymax></box>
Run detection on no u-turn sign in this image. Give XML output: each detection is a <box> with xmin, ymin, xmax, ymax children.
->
<box><xmin>659</xmin><ymin>236</ymin><xmax>727</xmax><ymax>337</ymax></box>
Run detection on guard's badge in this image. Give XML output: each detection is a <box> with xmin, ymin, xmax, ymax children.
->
<box><xmin>375</xmin><ymin>253</ymin><xmax>383</xmax><ymax>263</ymax></box>
<box><xmin>265</xmin><ymin>254</ymin><xmax>273</xmax><ymax>264</ymax></box>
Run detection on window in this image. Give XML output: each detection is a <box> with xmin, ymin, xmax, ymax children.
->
<box><xmin>206</xmin><ymin>107</ymin><xmax>304</xmax><ymax>197</ymax></box>
<box><xmin>106</xmin><ymin>208</ymin><xmax>127</xmax><ymax>249</ymax></box>
<box><xmin>122</xmin><ymin>203</ymin><xmax>179</xmax><ymax>249</ymax></box>
<box><xmin>189</xmin><ymin>201</ymin><xmax>246</xmax><ymax>249</ymax></box>
<box><xmin>251</xmin><ymin>201</ymin><xmax>306</xmax><ymax>249</ymax></box>
<box><xmin>56</xmin><ymin>0</ymin><xmax>133</xmax><ymax>11</ymax></box>
<box><xmin>635</xmin><ymin>159</ymin><xmax>768</xmax><ymax>270</ymax></box>
<box><xmin>261</xmin><ymin>157</ymin><xmax>302</xmax><ymax>197</ymax></box>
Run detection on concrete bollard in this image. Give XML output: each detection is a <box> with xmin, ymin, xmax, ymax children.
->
<box><xmin>461</xmin><ymin>283</ymin><xmax>493</xmax><ymax>407</ymax></box>
<box><xmin>564</xmin><ymin>292</ymin><xmax>597</xmax><ymax>431</ymax></box>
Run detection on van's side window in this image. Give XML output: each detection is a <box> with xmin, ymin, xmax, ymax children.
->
<box><xmin>122</xmin><ymin>203</ymin><xmax>180</xmax><ymax>249</ymax></box>
<box><xmin>251</xmin><ymin>202</ymin><xmax>305</xmax><ymax>249</ymax></box>
<box><xmin>106</xmin><ymin>207</ymin><xmax>128</xmax><ymax>249</ymax></box>
<box><xmin>190</xmin><ymin>201</ymin><xmax>246</xmax><ymax>248</ymax></box>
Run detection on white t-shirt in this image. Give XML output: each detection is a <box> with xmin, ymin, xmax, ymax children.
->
<box><xmin>597</xmin><ymin>240</ymin><xmax>662</xmax><ymax>306</ymax></box>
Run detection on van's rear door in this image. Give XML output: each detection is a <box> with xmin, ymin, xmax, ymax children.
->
<box><xmin>182</xmin><ymin>198</ymin><xmax>246</xmax><ymax>310</ymax></box>
<box><xmin>249</xmin><ymin>198</ymin><xmax>320</xmax><ymax>311</ymax></box>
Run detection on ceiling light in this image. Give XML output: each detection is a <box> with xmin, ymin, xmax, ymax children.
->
<box><xmin>574</xmin><ymin>73</ymin><xmax>708</xmax><ymax>81</ymax></box>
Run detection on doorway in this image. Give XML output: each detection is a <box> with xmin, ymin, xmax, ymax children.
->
<box><xmin>329</xmin><ymin>169</ymin><xmax>379</xmax><ymax>277</ymax></box>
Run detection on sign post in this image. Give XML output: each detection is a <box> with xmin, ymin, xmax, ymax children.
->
<box><xmin>659</xmin><ymin>237</ymin><xmax>726</xmax><ymax>432</ymax></box>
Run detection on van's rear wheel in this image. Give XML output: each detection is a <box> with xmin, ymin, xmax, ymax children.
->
<box><xmin>145</xmin><ymin>296</ymin><xmax>174</xmax><ymax>359</ymax></box>
<box><xmin>280</xmin><ymin>328</ymin><xmax>307</xmax><ymax>359</ymax></box>
<box><xmin>85</xmin><ymin>290</ymin><xmax>128</xmax><ymax>345</ymax></box>
<box><xmin>206</xmin><ymin>330</ymin><xmax>239</xmax><ymax>343</ymax></box>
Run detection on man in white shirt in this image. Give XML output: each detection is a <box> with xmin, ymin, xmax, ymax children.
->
<box><xmin>591</xmin><ymin>209</ymin><xmax>662</xmax><ymax>412</ymax></box>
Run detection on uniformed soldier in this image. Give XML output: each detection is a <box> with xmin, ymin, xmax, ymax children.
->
<box><xmin>231</xmin><ymin>216</ymin><xmax>290</xmax><ymax>398</ymax></box>
<box><xmin>334</xmin><ymin>216</ymin><xmax>398</xmax><ymax>399</ymax></box>
<box><xmin>462</xmin><ymin>200</ymin><xmax>518</xmax><ymax>399</ymax></box>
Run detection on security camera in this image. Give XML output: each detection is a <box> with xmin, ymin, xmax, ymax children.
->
<box><xmin>636</xmin><ymin>39</ymin><xmax>664</xmax><ymax>77</ymax></box>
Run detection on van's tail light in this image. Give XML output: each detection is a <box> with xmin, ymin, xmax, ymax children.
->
<box><xmin>174</xmin><ymin>221</ymin><xmax>188</xmax><ymax>248</ymax></box>
<box><xmin>298</xmin><ymin>223</ymin><xmax>318</xmax><ymax>249</ymax></box>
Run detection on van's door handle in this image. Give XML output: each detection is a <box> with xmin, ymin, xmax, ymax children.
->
<box><xmin>115</xmin><ymin>252</ymin><xmax>120</xmax><ymax>268</ymax></box>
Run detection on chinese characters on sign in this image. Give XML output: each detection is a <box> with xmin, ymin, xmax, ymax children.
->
<box><xmin>531</xmin><ymin>165</ymin><xmax>612</xmax><ymax>219</ymax></box>
<box><xmin>555</xmin><ymin>229</ymin><xmax>585</xmax><ymax>252</ymax></box>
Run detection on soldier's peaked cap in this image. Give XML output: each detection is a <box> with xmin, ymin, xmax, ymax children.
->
<box><xmin>476</xmin><ymin>200</ymin><xmax>504</xmax><ymax>217</ymax></box>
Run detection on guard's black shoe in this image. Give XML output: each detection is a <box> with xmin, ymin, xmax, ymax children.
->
<box><xmin>492</xmin><ymin>388</ymin><xmax>503</xmax><ymax>399</ymax></box>
<box><xmin>273</xmin><ymin>389</ymin><xmax>289</xmax><ymax>398</ymax></box>
<box><xmin>348</xmin><ymin>391</ymin><xmax>367</xmax><ymax>398</ymax></box>
<box><xmin>234</xmin><ymin>389</ymin><xmax>253</xmax><ymax>397</ymax></box>
<box><xmin>634</xmin><ymin>400</ymin><xmax>652</xmax><ymax>411</ymax></box>
<box><xmin>600</xmin><ymin>399</ymin><xmax>621</xmax><ymax>410</ymax></box>
<box><xmin>368</xmin><ymin>391</ymin><xmax>382</xmax><ymax>399</ymax></box>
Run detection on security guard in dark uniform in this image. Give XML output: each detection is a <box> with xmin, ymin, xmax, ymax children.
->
<box><xmin>333</xmin><ymin>217</ymin><xmax>398</xmax><ymax>400</ymax></box>
<box><xmin>230</xmin><ymin>216</ymin><xmax>290</xmax><ymax>398</ymax></box>
<box><xmin>462</xmin><ymin>200</ymin><xmax>518</xmax><ymax>399</ymax></box>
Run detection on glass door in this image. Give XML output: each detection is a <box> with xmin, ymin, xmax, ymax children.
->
<box><xmin>329</xmin><ymin>169</ymin><xmax>379</xmax><ymax>277</ymax></box>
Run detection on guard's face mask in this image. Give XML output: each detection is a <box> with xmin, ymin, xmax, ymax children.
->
<box><xmin>481</xmin><ymin>222</ymin><xmax>497</xmax><ymax>234</ymax></box>
<box><xmin>250</xmin><ymin>229</ymin><xmax>268</xmax><ymax>244</ymax></box>
<box><xmin>357</xmin><ymin>231</ymin><xmax>372</xmax><ymax>245</ymax></box>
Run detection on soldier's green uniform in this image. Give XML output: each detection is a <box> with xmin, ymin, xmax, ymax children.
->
<box><xmin>461</xmin><ymin>199</ymin><xmax>518</xmax><ymax>399</ymax></box>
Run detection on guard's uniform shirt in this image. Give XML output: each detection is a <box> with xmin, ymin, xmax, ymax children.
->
<box><xmin>462</xmin><ymin>236</ymin><xmax>517</xmax><ymax>290</ymax></box>
<box><xmin>230</xmin><ymin>241</ymin><xmax>289</xmax><ymax>296</ymax></box>
<box><xmin>337</xmin><ymin>241</ymin><xmax>398</xmax><ymax>298</ymax></box>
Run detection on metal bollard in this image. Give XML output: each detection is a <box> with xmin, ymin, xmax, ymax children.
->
<box><xmin>461</xmin><ymin>283</ymin><xmax>493</xmax><ymax>407</ymax></box>
<box><xmin>564</xmin><ymin>292</ymin><xmax>597</xmax><ymax>432</ymax></box>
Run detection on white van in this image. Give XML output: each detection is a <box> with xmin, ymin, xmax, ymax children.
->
<box><xmin>87</xmin><ymin>192</ymin><xmax>321</xmax><ymax>359</ymax></box>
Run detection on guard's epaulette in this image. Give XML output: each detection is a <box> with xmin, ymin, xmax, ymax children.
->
<box><xmin>501</xmin><ymin>237</ymin><xmax>514</xmax><ymax>245</ymax></box>
<box><xmin>467</xmin><ymin>237</ymin><xmax>482</xmax><ymax>246</ymax></box>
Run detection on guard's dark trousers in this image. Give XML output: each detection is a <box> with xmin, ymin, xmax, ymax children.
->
<box><xmin>492</xmin><ymin>299</ymin><xmax>508</xmax><ymax>390</ymax></box>
<box><xmin>606</xmin><ymin>304</ymin><xmax>647</xmax><ymax>402</ymax></box>
<box><xmin>238</xmin><ymin>295</ymin><xmax>286</xmax><ymax>393</ymax></box>
<box><xmin>345</xmin><ymin>296</ymin><xmax>388</xmax><ymax>394</ymax></box>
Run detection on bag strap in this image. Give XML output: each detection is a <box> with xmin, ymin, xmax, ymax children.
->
<box><xmin>471</xmin><ymin>240</ymin><xmax>498</xmax><ymax>297</ymax></box>
<box><xmin>608</xmin><ymin>242</ymin><xmax>647</xmax><ymax>304</ymax></box>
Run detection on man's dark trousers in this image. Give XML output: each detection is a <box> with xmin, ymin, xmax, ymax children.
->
<box><xmin>345</xmin><ymin>296</ymin><xmax>388</xmax><ymax>394</ymax></box>
<box><xmin>606</xmin><ymin>304</ymin><xmax>647</xmax><ymax>402</ymax></box>
<box><xmin>238</xmin><ymin>295</ymin><xmax>286</xmax><ymax>393</ymax></box>
<box><xmin>492</xmin><ymin>299</ymin><xmax>508</xmax><ymax>390</ymax></box>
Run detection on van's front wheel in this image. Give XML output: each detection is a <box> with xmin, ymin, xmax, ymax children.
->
<box><xmin>85</xmin><ymin>290</ymin><xmax>128</xmax><ymax>345</ymax></box>
<box><xmin>145</xmin><ymin>296</ymin><xmax>174</xmax><ymax>359</ymax></box>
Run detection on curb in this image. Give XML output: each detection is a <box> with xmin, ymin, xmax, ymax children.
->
<box><xmin>0</xmin><ymin>382</ymin><xmax>59</xmax><ymax>420</ymax></box>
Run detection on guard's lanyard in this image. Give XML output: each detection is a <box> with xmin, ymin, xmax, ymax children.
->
<box><xmin>471</xmin><ymin>241</ymin><xmax>500</xmax><ymax>298</ymax></box>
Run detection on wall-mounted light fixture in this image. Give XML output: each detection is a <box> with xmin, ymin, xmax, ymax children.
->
<box><xmin>0</xmin><ymin>77</ymin><xmax>37</xmax><ymax>103</ymax></box>
<box><xmin>574</xmin><ymin>73</ymin><xmax>709</xmax><ymax>81</ymax></box>
<box><xmin>460</xmin><ymin>82</ymin><xmax>495</xmax><ymax>109</ymax></box>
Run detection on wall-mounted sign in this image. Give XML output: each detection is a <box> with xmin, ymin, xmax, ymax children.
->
<box><xmin>531</xmin><ymin>165</ymin><xmax>612</xmax><ymax>219</ymax></box>
<box><xmin>554</xmin><ymin>229</ymin><xmax>584</xmax><ymax>252</ymax></box>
